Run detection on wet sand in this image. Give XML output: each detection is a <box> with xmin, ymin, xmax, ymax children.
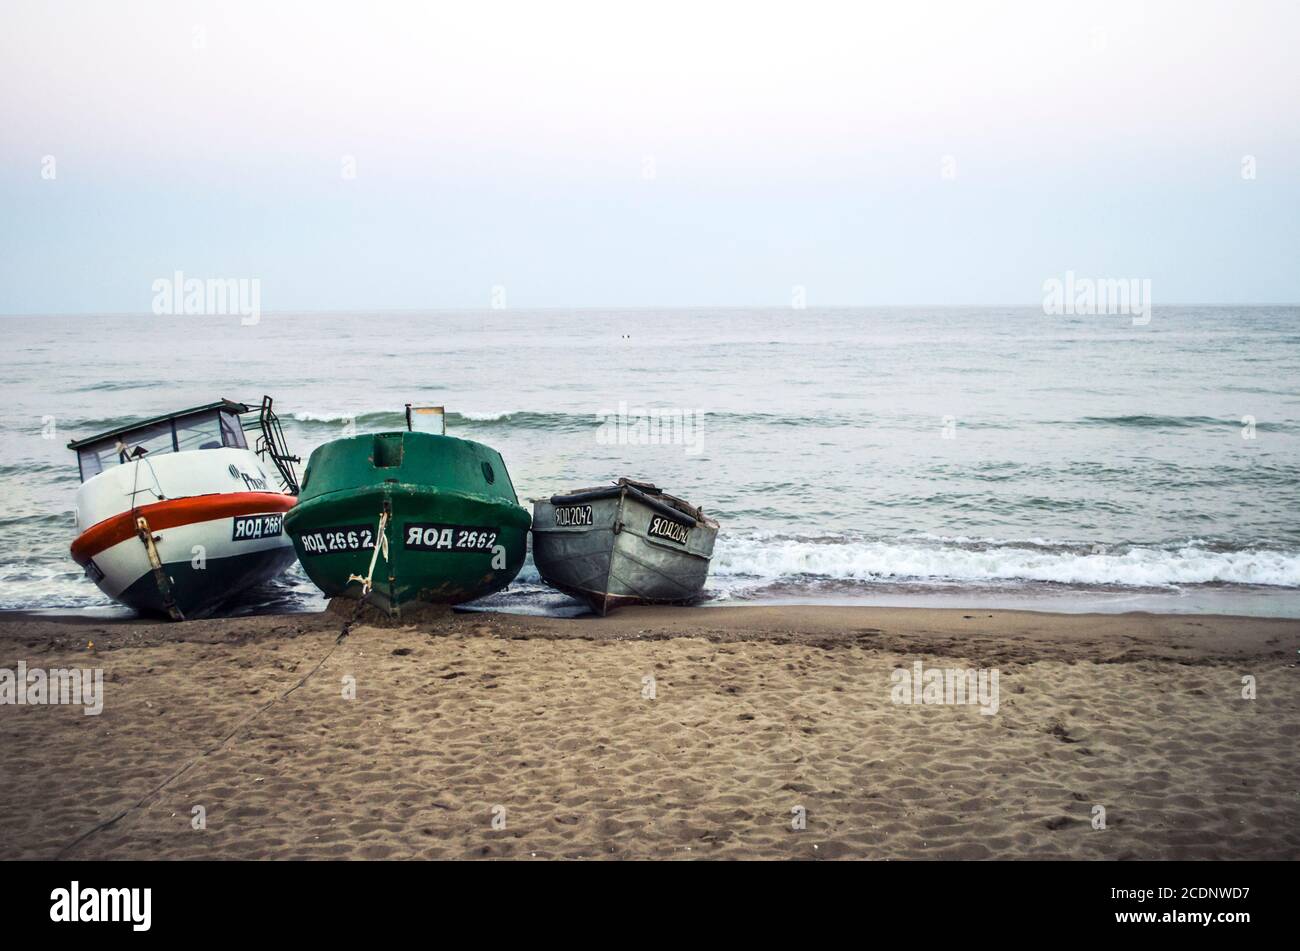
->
<box><xmin>1</xmin><ymin>605</ymin><xmax>1296</xmax><ymax>860</ymax></box>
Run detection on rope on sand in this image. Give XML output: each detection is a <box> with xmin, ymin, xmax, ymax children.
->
<box><xmin>54</xmin><ymin>627</ymin><xmax>350</xmax><ymax>860</ymax></box>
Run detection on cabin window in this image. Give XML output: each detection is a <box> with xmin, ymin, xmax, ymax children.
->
<box><xmin>77</xmin><ymin>445</ymin><xmax>105</xmax><ymax>481</ymax></box>
<box><xmin>75</xmin><ymin>421</ymin><xmax>174</xmax><ymax>481</ymax></box>
<box><xmin>116</xmin><ymin>421</ymin><xmax>175</xmax><ymax>459</ymax></box>
<box><xmin>174</xmin><ymin>412</ymin><xmax>224</xmax><ymax>452</ymax></box>
<box><xmin>173</xmin><ymin>410</ymin><xmax>247</xmax><ymax>452</ymax></box>
<box><xmin>220</xmin><ymin>411</ymin><xmax>248</xmax><ymax>449</ymax></box>
<box><xmin>74</xmin><ymin>410</ymin><xmax>249</xmax><ymax>482</ymax></box>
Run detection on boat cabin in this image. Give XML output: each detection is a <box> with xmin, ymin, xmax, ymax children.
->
<box><xmin>67</xmin><ymin>399</ymin><xmax>252</xmax><ymax>483</ymax></box>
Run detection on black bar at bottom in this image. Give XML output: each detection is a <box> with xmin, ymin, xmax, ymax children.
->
<box><xmin>5</xmin><ymin>859</ymin><xmax>1286</xmax><ymax>938</ymax></box>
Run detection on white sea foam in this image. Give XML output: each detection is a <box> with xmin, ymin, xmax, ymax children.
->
<box><xmin>290</xmin><ymin>411</ymin><xmax>357</xmax><ymax>423</ymax></box>
<box><xmin>709</xmin><ymin>534</ymin><xmax>1300</xmax><ymax>589</ymax></box>
<box><xmin>289</xmin><ymin>409</ymin><xmax>543</xmax><ymax>423</ymax></box>
<box><xmin>454</xmin><ymin>410</ymin><xmax>518</xmax><ymax>421</ymax></box>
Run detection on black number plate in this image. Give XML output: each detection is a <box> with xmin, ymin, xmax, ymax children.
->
<box><xmin>232</xmin><ymin>513</ymin><xmax>285</xmax><ymax>541</ymax></box>
<box><xmin>404</xmin><ymin>523</ymin><xmax>499</xmax><ymax>552</ymax></box>
<box><xmin>297</xmin><ymin>525</ymin><xmax>376</xmax><ymax>555</ymax></box>
<box><xmin>647</xmin><ymin>515</ymin><xmax>690</xmax><ymax>545</ymax></box>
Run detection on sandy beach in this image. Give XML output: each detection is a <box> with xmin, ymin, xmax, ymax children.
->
<box><xmin>1</xmin><ymin>604</ymin><xmax>1296</xmax><ymax>860</ymax></box>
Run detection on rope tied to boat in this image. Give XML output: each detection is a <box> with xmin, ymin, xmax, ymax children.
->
<box><xmin>346</xmin><ymin>508</ymin><xmax>390</xmax><ymax>598</ymax></box>
<box><xmin>338</xmin><ymin>505</ymin><xmax>392</xmax><ymax>637</ymax></box>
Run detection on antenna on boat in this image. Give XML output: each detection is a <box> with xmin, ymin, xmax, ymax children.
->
<box><xmin>256</xmin><ymin>395</ymin><xmax>301</xmax><ymax>495</ymax></box>
<box><xmin>405</xmin><ymin>404</ymin><xmax>446</xmax><ymax>435</ymax></box>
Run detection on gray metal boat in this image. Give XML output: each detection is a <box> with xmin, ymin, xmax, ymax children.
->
<box><xmin>531</xmin><ymin>478</ymin><xmax>719</xmax><ymax>615</ymax></box>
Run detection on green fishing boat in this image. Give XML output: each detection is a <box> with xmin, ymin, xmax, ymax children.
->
<box><xmin>284</xmin><ymin>409</ymin><xmax>530</xmax><ymax>616</ymax></box>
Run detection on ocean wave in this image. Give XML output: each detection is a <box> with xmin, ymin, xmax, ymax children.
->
<box><xmin>0</xmin><ymin>563</ymin><xmax>107</xmax><ymax>611</ymax></box>
<box><xmin>710</xmin><ymin>534</ymin><xmax>1300</xmax><ymax>589</ymax></box>
<box><xmin>287</xmin><ymin>410</ymin><xmax>408</xmax><ymax>427</ymax></box>
<box><xmin>449</xmin><ymin>411</ymin><xmax>595</xmax><ymax>430</ymax></box>
<box><xmin>279</xmin><ymin>408</ymin><xmax>1017</xmax><ymax>434</ymax></box>
<box><xmin>285</xmin><ymin>410</ymin><xmax>593</xmax><ymax>432</ymax></box>
<box><xmin>274</xmin><ymin>408</ymin><xmax>1300</xmax><ymax>436</ymax></box>
<box><xmin>74</xmin><ymin>380</ymin><xmax>172</xmax><ymax>393</ymax></box>
<box><xmin>1071</xmin><ymin>414</ymin><xmax>1291</xmax><ymax>432</ymax></box>
<box><xmin>0</xmin><ymin>510</ymin><xmax>77</xmax><ymax>529</ymax></box>
<box><xmin>0</xmin><ymin>462</ymin><xmax>75</xmax><ymax>479</ymax></box>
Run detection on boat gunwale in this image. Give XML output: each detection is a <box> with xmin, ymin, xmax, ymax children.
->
<box><xmin>70</xmin><ymin>490</ymin><xmax>297</xmax><ymax>564</ymax></box>
<box><xmin>546</xmin><ymin>482</ymin><xmax>717</xmax><ymax>530</ymax></box>
<box><xmin>287</xmin><ymin>484</ymin><xmax>532</xmax><ymax>525</ymax></box>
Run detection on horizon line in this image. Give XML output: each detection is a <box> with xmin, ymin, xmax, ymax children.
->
<box><xmin>2</xmin><ymin>302</ymin><xmax>1299</xmax><ymax>319</ymax></box>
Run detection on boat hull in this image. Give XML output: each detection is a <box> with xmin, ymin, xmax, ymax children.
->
<box><xmin>532</xmin><ymin>484</ymin><xmax>718</xmax><ymax>615</ymax></box>
<box><xmin>70</xmin><ymin>489</ymin><xmax>298</xmax><ymax>619</ymax></box>
<box><xmin>284</xmin><ymin>432</ymin><xmax>530</xmax><ymax>615</ymax></box>
<box><xmin>114</xmin><ymin>545</ymin><xmax>298</xmax><ymax>617</ymax></box>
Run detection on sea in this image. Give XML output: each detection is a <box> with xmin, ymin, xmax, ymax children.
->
<box><xmin>2</xmin><ymin>307</ymin><xmax>1298</xmax><ymax>618</ymax></box>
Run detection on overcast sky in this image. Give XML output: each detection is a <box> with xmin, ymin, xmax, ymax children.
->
<box><xmin>1</xmin><ymin>0</ymin><xmax>1297</xmax><ymax>313</ymax></box>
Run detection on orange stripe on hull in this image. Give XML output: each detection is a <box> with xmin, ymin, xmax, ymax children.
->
<box><xmin>70</xmin><ymin>492</ymin><xmax>296</xmax><ymax>564</ymax></box>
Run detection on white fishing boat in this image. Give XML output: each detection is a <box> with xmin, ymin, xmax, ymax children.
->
<box><xmin>67</xmin><ymin>397</ymin><xmax>301</xmax><ymax>620</ymax></box>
